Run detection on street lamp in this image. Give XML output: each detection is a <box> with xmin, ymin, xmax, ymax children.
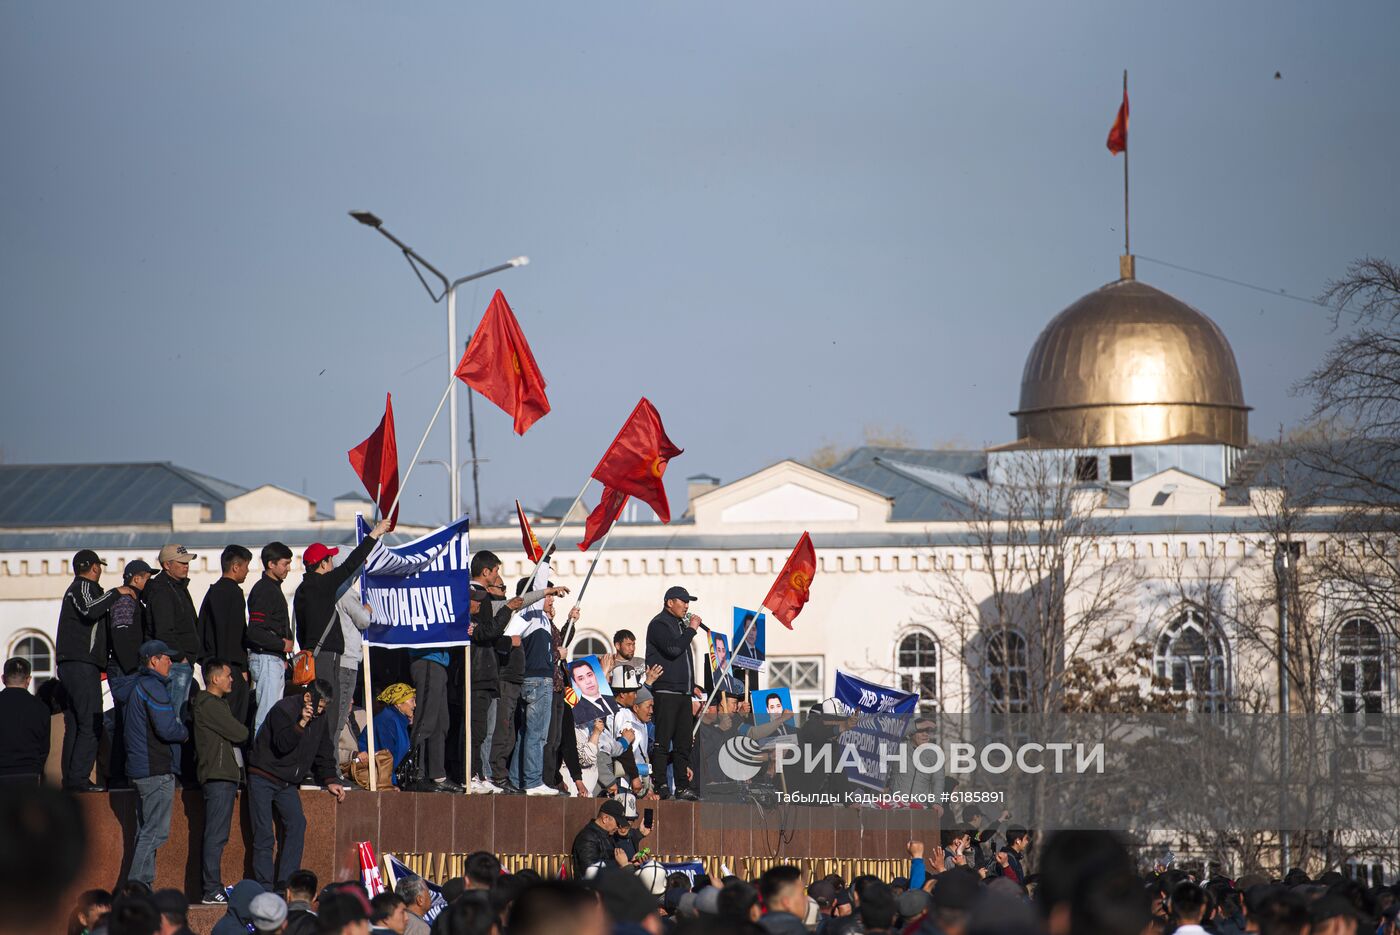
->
<box><xmin>350</xmin><ymin>209</ymin><xmax>526</xmax><ymax>521</ymax></box>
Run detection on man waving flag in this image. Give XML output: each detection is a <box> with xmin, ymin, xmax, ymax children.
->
<box><xmin>454</xmin><ymin>290</ymin><xmax>551</xmax><ymax>434</ymax></box>
<box><xmin>591</xmin><ymin>398</ymin><xmax>683</xmax><ymax>523</ymax></box>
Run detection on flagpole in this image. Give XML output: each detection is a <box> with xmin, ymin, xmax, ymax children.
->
<box><xmin>539</xmin><ymin>475</ymin><xmax>593</xmax><ymax>558</ymax></box>
<box><xmin>1122</xmin><ymin>69</ymin><xmax>1130</xmax><ymax>257</ymax></box>
<box><xmin>385</xmin><ymin>374</ymin><xmax>455</xmax><ymax>522</ymax></box>
<box><xmin>361</xmin><ymin>510</ymin><xmax>378</xmax><ymax>792</ymax></box>
<box><xmin>560</xmin><ymin>526</ymin><xmax>615</xmax><ymax>647</ymax></box>
<box><xmin>693</xmin><ymin>605</ymin><xmax>767</xmax><ymax>739</ymax></box>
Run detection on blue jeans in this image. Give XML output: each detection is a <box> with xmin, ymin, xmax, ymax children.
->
<box><xmin>201</xmin><ymin>780</ymin><xmax>238</xmax><ymax>896</ymax></box>
<box><xmin>248</xmin><ymin>653</ymin><xmax>285</xmax><ymax>738</ymax></box>
<box><xmin>478</xmin><ymin>697</ymin><xmax>497</xmax><ymax>778</ymax></box>
<box><xmin>130</xmin><ymin>774</ymin><xmax>176</xmax><ymax>887</ymax></box>
<box><xmin>248</xmin><ymin>773</ymin><xmax>305</xmax><ymax>891</ymax></box>
<box><xmin>511</xmin><ymin>677</ymin><xmax>553</xmax><ymax>789</ymax></box>
<box><xmin>167</xmin><ymin>662</ymin><xmax>194</xmax><ymax>720</ymax></box>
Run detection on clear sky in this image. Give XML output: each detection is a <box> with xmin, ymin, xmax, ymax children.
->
<box><xmin>3</xmin><ymin>2</ymin><xmax>1397</xmax><ymax>527</ymax></box>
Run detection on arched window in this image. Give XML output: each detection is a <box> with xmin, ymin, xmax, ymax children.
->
<box><xmin>896</xmin><ymin>630</ymin><xmax>939</xmax><ymax>714</ymax></box>
<box><xmin>1337</xmin><ymin>618</ymin><xmax>1385</xmax><ymax>716</ymax></box>
<box><xmin>8</xmin><ymin>632</ymin><xmax>55</xmax><ymax>691</ymax></box>
<box><xmin>986</xmin><ymin>630</ymin><xmax>1029</xmax><ymax>714</ymax></box>
<box><xmin>570</xmin><ymin>631</ymin><xmax>610</xmax><ymax>660</ymax></box>
<box><xmin>1155</xmin><ymin>609</ymin><xmax>1228</xmax><ymax>713</ymax></box>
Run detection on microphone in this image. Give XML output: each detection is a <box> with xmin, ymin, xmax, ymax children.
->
<box><xmin>683</xmin><ymin>612</ymin><xmax>709</xmax><ymax>632</ymax></box>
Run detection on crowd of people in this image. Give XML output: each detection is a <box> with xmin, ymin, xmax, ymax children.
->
<box><xmin>0</xmin><ymin>534</ymin><xmax>801</xmax><ymax>901</ymax></box>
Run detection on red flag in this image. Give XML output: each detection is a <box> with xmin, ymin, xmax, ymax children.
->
<box><xmin>591</xmin><ymin>398</ymin><xmax>683</xmax><ymax>523</ymax></box>
<box><xmin>347</xmin><ymin>392</ymin><xmax>399</xmax><ymax>527</ymax></box>
<box><xmin>578</xmin><ymin>487</ymin><xmax>628</xmax><ymax>551</ymax></box>
<box><xmin>453</xmin><ymin>290</ymin><xmax>551</xmax><ymax>435</ymax></box>
<box><xmin>762</xmin><ymin>532</ymin><xmax>817</xmax><ymax>629</ymax></box>
<box><xmin>1106</xmin><ymin>89</ymin><xmax>1128</xmax><ymax>155</ymax></box>
<box><xmin>516</xmin><ymin>500</ymin><xmax>544</xmax><ymax>562</ymax></box>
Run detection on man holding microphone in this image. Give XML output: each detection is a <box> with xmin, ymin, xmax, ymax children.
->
<box><xmin>644</xmin><ymin>585</ymin><xmax>703</xmax><ymax>801</ymax></box>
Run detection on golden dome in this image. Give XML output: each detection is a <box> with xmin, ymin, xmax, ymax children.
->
<box><xmin>1012</xmin><ymin>277</ymin><xmax>1249</xmax><ymax>448</ymax></box>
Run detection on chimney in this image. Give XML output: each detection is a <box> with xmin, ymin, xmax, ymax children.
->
<box><xmin>684</xmin><ymin>474</ymin><xmax>720</xmax><ymax>518</ymax></box>
<box><xmin>1119</xmin><ymin>254</ymin><xmax>1136</xmax><ymax>281</ymax></box>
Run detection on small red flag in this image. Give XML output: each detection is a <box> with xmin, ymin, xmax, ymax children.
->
<box><xmin>578</xmin><ymin>487</ymin><xmax>628</xmax><ymax>551</ymax></box>
<box><xmin>1106</xmin><ymin>89</ymin><xmax>1129</xmax><ymax>155</ymax></box>
<box><xmin>762</xmin><ymin>532</ymin><xmax>817</xmax><ymax>629</ymax></box>
<box><xmin>516</xmin><ymin>500</ymin><xmax>544</xmax><ymax>562</ymax></box>
<box><xmin>347</xmin><ymin>392</ymin><xmax>400</xmax><ymax>527</ymax></box>
<box><xmin>590</xmin><ymin>398</ymin><xmax>683</xmax><ymax>523</ymax></box>
<box><xmin>453</xmin><ymin>290</ymin><xmax>551</xmax><ymax>435</ymax></box>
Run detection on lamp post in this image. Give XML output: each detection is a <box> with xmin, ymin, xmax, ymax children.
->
<box><xmin>350</xmin><ymin>210</ymin><xmax>526</xmax><ymax>521</ymax></box>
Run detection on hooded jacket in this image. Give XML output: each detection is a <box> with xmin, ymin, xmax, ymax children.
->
<box><xmin>199</xmin><ymin>576</ymin><xmax>249</xmax><ymax>669</ymax></box>
<box><xmin>124</xmin><ymin>666</ymin><xmax>190</xmax><ymax>780</ymax></box>
<box><xmin>192</xmin><ymin>689</ymin><xmax>249</xmax><ymax>784</ymax></box>
<box><xmin>145</xmin><ymin>571</ymin><xmax>199</xmax><ymax>663</ymax></box>
<box><xmin>56</xmin><ymin>576</ymin><xmax>118</xmax><ymax>666</ymax></box>
<box><xmin>107</xmin><ymin>592</ymin><xmax>149</xmax><ymax>676</ymax></box>
<box><xmin>249</xmin><ymin>694</ymin><xmax>338</xmax><ymax>787</ymax></box>
<box><xmin>212</xmin><ymin>880</ymin><xmax>266</xmax><ymax>935</ymax></box>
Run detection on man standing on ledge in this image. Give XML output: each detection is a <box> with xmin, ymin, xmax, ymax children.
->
<box><xmin>293</xmin><ymin>516</ymin><xmax>392</xmax><ymax>773</ymax></box>
<box><xmin>645</xmin><ymin>585</ymin><xmax>702</xmax><ymax>801</ymax></box>
<box><xmin>145</xmin><ymin>544</ymin><xmax>201</xmax><ymax>720</ymax></box>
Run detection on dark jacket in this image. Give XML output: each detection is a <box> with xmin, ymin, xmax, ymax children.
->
<box><xmin>523</xmin><ymin>622</ymin><xmax>554</xmax><ymax>679</ymax></box>
<box><xmin>495</xmin><ymin>634</ymin><xmax>525</xmax><ymax>685</ymax></box>
<box><xmin>192</xmin><ymin>690</ymin><xmax>249</xmax><ymax>784</ymax></box>
<box><xmin>125</xmin><ymin>667</ymin><xmax>190</xmax><ymax>779</ymax></box>
<box><xmin>145</xmin><ymin>571</ymin><xmax>199</xmax><ymax>663</ymax></box>
<box><xmin>107</xmin><ymin>592</ymin><xmax>149</xmax><ymax>676</ymax></box>
<box><xmin>0</xmin><ymin>686</ymin><xmax>51</xmax><ymax>778</ymax></box>
<box><xmin>199</xmin><ymin>576</ymin><xmax>249</xmax><ymax>668</ymax></box>
<box><xmin>246</xmin><ymin>574</ymin><xmax>291</xmax><ymax>656</ymax></box>
<box><xmin>56</xmin><ymin>576</ymin><xmax>118</xmax><ymax>666</ymax></box>
<box><xmin>294</xmin><ymin>535</ymin><xmax>378</xmax><ymax>657</ymax></box>
<box><xmin>645</xmin><ymin>609</ymin><xmax>697</xmax><ymax>693</ymax></box>
<box><xmin>570</xmin><ymin>820</ymin><xmax>617</xmax><ymax>877</ymax></box>
<box><xmin>212</xmin><ymin>880</ymin><xmax>265</xmax><ymax>935</ymax></box>
<box><xmin>760</xmin><ymin>911</ymin><xmax>810</xmax><ymax>935</ymax></box>
<box><xmin>249</xmin><ymin>694</ymin><xmax>338</xmax><ymax>787</ymax></box>
<box><xmin>469</xmin><ymin>593</ymin><xmax>512</xmax><ymax>689</ymax></box>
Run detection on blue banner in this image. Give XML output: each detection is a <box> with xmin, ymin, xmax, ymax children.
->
<box><xmin>385</xmin><ymin>853</ymin><xmax>448</xmax><ymax>922</ymax></box>
<box><xmin>833</xmin><ymin>670</ymin><xmax>919</xmax><ymax>791</ymax></box>
<box><xmin>662</xmin><ymin>860</ymin><xmax>707</xmax><ymax>882</ymax></box>
<box><xmin>358</xmin><ymin>515</ymin><xmax>474</xmax><ymax>649</ymax></box>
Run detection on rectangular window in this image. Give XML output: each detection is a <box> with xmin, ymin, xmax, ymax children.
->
<box><xmin>1074</xmin><ymin>456</ymin><xmax>1099</xmax><ymax>481</ymax></box>
<box><xmin>1109</xmin><ymin>454</ymin><xmax>1134</xmax><ymax>482</ymax></box>
<box><xmin>768</xmin><ymin>656</ymin><xmax>824</xmax><ymax>711</ymax></box>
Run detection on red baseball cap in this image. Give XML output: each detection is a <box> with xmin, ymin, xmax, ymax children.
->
<box><xmin>303</xmin><ymin>543</ymin><xmax>339</xmax><ymax>566</ymax></box>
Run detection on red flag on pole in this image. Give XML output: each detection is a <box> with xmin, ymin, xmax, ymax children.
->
<box><xmin>347</xmin><ymin>392</ymin><xmax>400</xmax><ymax>527</ymax></box>
<box><xmin>1106</xmin><ymin>89</ymin><xmax>1129</xmax><ymax>154</ymax></box>
<box><xmin>578</xmin><ymin>487</ymin><xmax>628</xmax><ymax>551</ymax></box>
<box><xmin>762</xmin><ymin>532</ymin><xmax>817</xmax><ymax>629</ymax></box>
<box><xmin>591</xmin><ymin>398</ymin><xmax>683</xmax><ymax>523</ymax></box>
<box><xmin>453</xmin><ymin>290</ymin><xmax>551</xmax><ymax>435</ymax></box>
<box><xmin>516</xmin><ymin>500</ymin><xmax>544</xmax><ymax>561</ymax></box>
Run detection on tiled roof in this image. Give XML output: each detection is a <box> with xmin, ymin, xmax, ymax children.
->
<box><xmin>0</xmin><ymin>462</ymin><xmax>248</xmax><ymax>527</ymax></box>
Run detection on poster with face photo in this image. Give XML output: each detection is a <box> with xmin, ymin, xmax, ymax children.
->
<box><xmin>568</xmin><ymin>654</ymin><xmax>617</xmax><ymax>726</ymax></box>
<box><xmin>731</xmin><ymin>607</ymin><xmax>766</xmax><ymax>671</ymax></box>
<box><xmin>751</xmin><ymin>687</ymin><xmax>795</xmax><ymax>745</ymax></box>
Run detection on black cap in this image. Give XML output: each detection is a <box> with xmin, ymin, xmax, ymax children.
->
<box><xmin>152</xmin><ymin>888</ymin><xmax>188</xmax><ymax>916</ymax></box>
<box><xmin>933</xmin><ymin>869</ymin><xmax>980</xmax><ymax>910</ymax></box>
<box><xmin>123</xmin><ymin>559</ymin><xmax>155</xmax><ymax>580</ymax></box>
<box><xmin>664</xmin><ymin>586</ymin><xmax>697</xmax><ymax>603</ymax></box>
<box><xmin>73</xmin><ymin>549</ymin><xmax>106</xmax><ymax>573</ymax></box>
<box><xmin>591</xmin><ymin>868</ymin><xmax>659</xmax><ymax>923</ymax></box>
<box><xmin>1309</xmin><ymin>895</ymin><xmax>1361</xmax><ymax>924</ymax></box>
<box><xmin>599</xmin><ymin>799</ymin><xmax>628</xmax><ymax>822</ymax></box>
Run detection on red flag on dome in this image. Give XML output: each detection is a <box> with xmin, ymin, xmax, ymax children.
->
<box><xmin>762</xmin><ymin>532</ymin><xmax>817</xmax><ymax>629</ymax></box>
<box><xmin>453</xmin><ymin>290</ymin><xmax>551</xmax><ymax>435</ymax></box>
<box><xmin>347</xmin><ymin>393</ymin><xmax>400</xmax><ymax>527</ymax></box>
<box><xmin>1106</xmin><ymin>88</ymin><xmax>1129</xmax><ymax>155</ymax></box>
<box><xmin>590</xmin><ymin>398</ymin><xmax>683</xmax><ymax>523</ymax></box>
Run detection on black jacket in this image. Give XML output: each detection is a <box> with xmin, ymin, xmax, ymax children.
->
<box><xmin>0</xmin><ymin>686</ymin><xmax>51</xmax><ymax>777</ymax></box>
<box><xmin>246</xmin><ymin>574</ymin><xmax>291</xmax><ymax>656</ymax></box>
<box><xmin>470</xmin><ymin>593</ymin><xmax>513</xmax><ymax>689</ymax></box>
<box><xmin>645</xmin><ymin>609</ymin><xmax>697</xmax><ymax>693</ymax></box>
<box><xmin>293</xmin><ymin>535</ymin><xmax>378</xmax><ymax>656</ymax></box>
<box><xmin>248</xmin><ymin>694</ymin><xmax>338</xmax><ymax>786</ymax></box>
<box><xmin>145</xmin><ymin>571</ymin><xmax>199</xmax><ymax>663</ymax></box>
<box><xmin>56</xmin><ymin>576</ymin><xmax>118</xmax><ymax>666</ymax></box>
<box><xmin>107</xmin><ymin>593</ymin><xmax>149</xmax><ymax>675</ymax></box>
<box><xmin>199</xmin><ymin>576</ymin><xmax>249</xmax><ymax>668</ymax></box>
<box><xmin>495</xmin><ymin>634</ymin><xmax>525</xmax><ymax>686</ymax></box>
<box><xmin>570</xmin><ymin>820</ymin><xmax>617</xmax><ymax>877</ymax></box>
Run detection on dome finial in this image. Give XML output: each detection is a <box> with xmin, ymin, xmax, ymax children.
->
<box><xmin>1119</xmin><ymin>254</ymin><xmax>1136</xmax><ymax>281</ymax></box>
